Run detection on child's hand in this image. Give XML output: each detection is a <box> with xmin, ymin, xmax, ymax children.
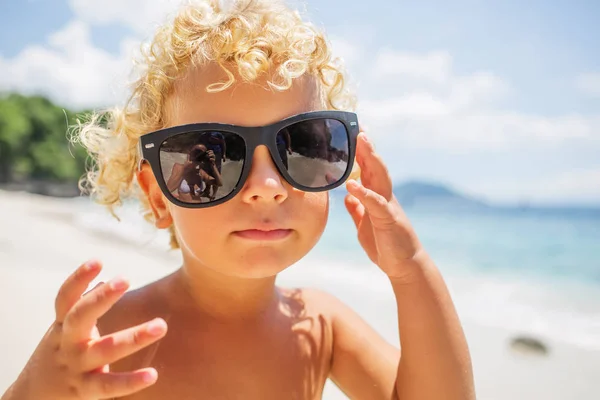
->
<box><xmin>345</xmin><ymin>134</ymin><xmax>424</xmax><ymax>280</ymax></box>
<box><xmin>7</xmin><ymin>261</ymin><xmax>167</xmax><ymax>400</ymax></box>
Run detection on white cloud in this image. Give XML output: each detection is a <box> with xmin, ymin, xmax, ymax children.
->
<box><xmin>68</xmin><ymin>0</ymin><xmax>184</xmax><ymax>34</ymax></box>
<box><xmin>360</xmin><ymin>93</ymin><xmax>450</xmax><ymax>122</ymax></box>
<box><xmin>575</xmin><ymin>72</ymin><xmax>600</xmax><ymax>97</ymax></box>
<box><xmin>371</xmin><ymin>49</ymin><xmax>452</xmax><ymax>84</ymax></box>
<box><xmin>448</xmin><ymin>71</ymin><xmax>512</xmax><ymax>111</ymax></box>
<box><xmin>357</xmin><ymin>49</ymin><xmax>597</xmax><ymax>152</ymax></box>
<box><xmin>329</xmin><ymin>36</ymin><xmax>360</xmax><ymax>66</ymax></box>
<box><xmin>475</xmin><ymin>168</ymin><xmax>600</xmax><ymax>205</ymax></box>
<box><xmin>359</xmin><ymin>102</ymin><xmax>600</xmax><ymax>152</ymax></box>
<box><xmin>0</xmin><ymin>0</ymin><xmax>187</xmax><ymax>109</ymax></box>
<box><xmin>539</xmin><ymin>168</ymin><xmax>600</xmax><ymax>200</ymax></box>
<box><xmin>0</xmin><ymin>20</ymin><xmax>135</xmax><ymax>108</ymax></box>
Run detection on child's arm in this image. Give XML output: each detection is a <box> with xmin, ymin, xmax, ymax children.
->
<box><xmin>327</xmin><ymin>256</ymin><xmax>473</xmax><ymax>399</ymax></box>
<box><xmin>1</xmin><ymin>261</ymin><xmax>168</xmax><ymax>400</ymax></box>
<box><xmin>329</xmin><ymin>133</ymin><xmax>474</xmax><ymax>400</ymax></box>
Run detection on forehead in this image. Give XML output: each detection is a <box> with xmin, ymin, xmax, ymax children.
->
<box><xmin>166</xmin><ymin>64</ymin><xmax>322</xmax><ymax>127</ymax></box>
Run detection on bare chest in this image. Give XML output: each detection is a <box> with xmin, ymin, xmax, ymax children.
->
<box><xmin>121</xmin><ymin>316</ymin><xmax>332</xmax><ymax>400</ymax></box>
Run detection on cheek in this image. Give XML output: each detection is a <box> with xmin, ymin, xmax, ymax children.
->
<box><xmin>298</xmin><ymin>192</ymin><xmax>329</xmax><ymax>239</ymax></box>
<box><xmin>168</xmin><ymin>205</ymin><xmax>225</xmax><ymax>253</ymax></box>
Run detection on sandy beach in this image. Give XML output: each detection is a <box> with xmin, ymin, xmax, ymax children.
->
<box><xmin>1</xmin><ymin>189</ymin><xmax>599</xmax><ymax>399</ymax></box>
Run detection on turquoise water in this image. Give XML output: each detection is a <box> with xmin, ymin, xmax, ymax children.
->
<box><xmin>310</xmin><ymin>196</ymin><xmax>600</xmax><ymax>349</ymax></box>
<box><xmin>317</xmin><ymin>194</ymin><xmax>600</xmax><ymax>286</ymax></box>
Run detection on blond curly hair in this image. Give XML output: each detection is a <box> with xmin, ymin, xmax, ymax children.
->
<box><xmin>73</xmin><ymin>0</ymin><xmax>357</xmax><ymax>249</ymax></box>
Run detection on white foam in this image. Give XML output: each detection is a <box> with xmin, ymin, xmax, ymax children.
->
<box><xmin>447</xmin><ymin>274</ymin><xmax>600</xmax><ymax>350</ymax></box>
<box><xmin>283</xmin><ymin>257</ymin><xmax>600</xmax><ymax>351</ymax></box>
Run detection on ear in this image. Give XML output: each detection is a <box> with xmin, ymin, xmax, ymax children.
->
<box><xmin>137</xmin><ymin>163</ymin><xmax>173</xmax><ymax>229</ymax></box>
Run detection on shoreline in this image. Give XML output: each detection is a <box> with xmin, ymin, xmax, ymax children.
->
<box><xmin>1</xmin><ymin>189</ymin><xmax>599</xmax><ymax>399</ymax></box>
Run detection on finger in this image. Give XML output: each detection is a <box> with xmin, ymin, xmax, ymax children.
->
<box><xmin>344</xmin><ymin>194</ymin><xmax>364</xmax><ymax>229</ymax></box>
<box><xmin>346</xmin><ymin>179</ymin><xmax>396</xmax><ymax>224</ymax></box>
<box><xmin>55</xmin><ymin>260</ymin><xmax>102</xmax><ymax>323</ymax></box>
<box><xmin>63</xmin><ymin>278</ymin><xmax>129</xmax><ymax>343</ymax></box>
<box><xmin>356</xmin><ymin>133</ymin><xmax>393</xmax><ymax>201</ymax></box>
<box><xmin>84</xmin><ymin>281</ymin><xmax>104</xmax><ymax>296</ymax></box>
<box><xmin>83</xmin><ymin>368</ymin><xmax>158</xmax><ymax>399</ymax></box>
<box><xmin>347</xmin><ymin>179</ymin><xmax>419</xmax><ymax>262</ymax></box>
<box><xmin>344</xmin><ymin>191</ymin><xmax>379</xmax><ymax>264</ymax></box>
<box><xmin>84</xmin><ymin>318</ymin><xmax>168</xmax><ymax>371</ymax></box>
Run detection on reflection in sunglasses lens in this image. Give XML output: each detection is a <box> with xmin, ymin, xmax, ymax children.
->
<box><xmin>280</xmin><ymin>119</ymin><xmax>349</xmax><ymax>188</ymax></box>
<box><xmin>159</xmin><ymin>131</ymin><xmax>245</xmax><ymax>204</ymax></box>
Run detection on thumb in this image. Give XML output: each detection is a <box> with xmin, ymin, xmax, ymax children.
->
<box><xmin>344</xmin><ymin>194</ymin><xmax>364</xmax><ymax>229</ymax></box>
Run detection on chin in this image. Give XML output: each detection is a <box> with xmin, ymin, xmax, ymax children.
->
<box><xmin>198</xmin><ymin>242</ymin><xmax>307</xmax><ymax>279</ymax></box>
<box><xmin>228</xmin><ymin>248</ymin><xmax>301</xmax><ymax>279</ymax></box>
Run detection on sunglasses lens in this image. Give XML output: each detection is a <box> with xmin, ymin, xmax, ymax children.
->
<box><xmin>159</xmin><ymin>131</ymin><xmax>245</xmax><ymax>204</ymax></box>
<box><xmin>279</xmin><ymin>118</ymin><xmax>350</xmax><ymax>188</ymax></box>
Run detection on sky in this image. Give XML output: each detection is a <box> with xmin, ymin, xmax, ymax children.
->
<box><xmin>0</xmin><ymin>0</ymin><xmax>599</xmax><ymax>205</ymax></box>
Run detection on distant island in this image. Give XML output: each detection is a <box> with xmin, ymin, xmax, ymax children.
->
<box><xmin>330</xmin><ymin>180</ymin><xmax>489</xmax><ymax>211</ymax></box>
<box><xmin>330</xmin><ymin>180</ymin><xmax>599</xmax><ymax>215</ymax></box>
<box><xmin>393</xmin><ymin>181</ymin><xmax>489</xmax><ymax>211</ymax></box>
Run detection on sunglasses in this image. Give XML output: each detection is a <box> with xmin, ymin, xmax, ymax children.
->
<box><xmin>138</xmin><ymin>110</ymin><xmax>360</xmax><ymax>208</ymax></box>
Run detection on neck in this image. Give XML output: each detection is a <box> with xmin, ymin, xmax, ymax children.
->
<box><xmin>172</xmin><ymin>258</ymin><xmax>279</xmax><ymax>322</ymax></box>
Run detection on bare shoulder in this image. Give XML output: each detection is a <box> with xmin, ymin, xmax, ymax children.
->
<box><xmin>298</xmin><ymin>290</ymin><xmax>400</xmax><ymax>399</ymax></box>
<box><xmin>291</xmin><ymin>287</ymin><xmax>357</xmax><ymax>323</ymax></box>
<box><xmin>277</xmin><ymin>286</ymin><xmax>362</xmax><ymax>338</ymax></box>
<box><xmin>97</xmin><ymin>278</ymin><xmax>168</xmax><ymax>337</ymax></box>
<box><xmin>96</xmin><ymin>275</ymin><xmax>174</xmax><ymax>372</ymax></box>
<box><xmin>302</xmin><ymin>288</ymin><xmax>394</xmax><ymax>348</ymax></box>
<box><xmin>277</xmin><ymin>287</ymin><xmax>332</xmax><ymax>316</ymax></box>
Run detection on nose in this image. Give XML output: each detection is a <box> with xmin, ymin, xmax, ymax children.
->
<box><xmin>240</xmin><ymin>145</ymin><xmax>289</xmax><ymax>204</ymax></box>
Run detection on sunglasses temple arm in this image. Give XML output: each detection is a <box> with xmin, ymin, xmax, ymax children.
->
<box><xmin>137</xmin><ymin>141</ymin><xmax>146</xmax><ymax>171</ymax></box>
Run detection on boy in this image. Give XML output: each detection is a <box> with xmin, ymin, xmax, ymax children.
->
<box><xmin>1</xmin><ymin>1</ymin><xmax>474</xmax><ymax>399</ymax></box>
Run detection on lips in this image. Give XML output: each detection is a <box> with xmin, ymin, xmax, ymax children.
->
<box><xmin>232</xmin><ymin>229</ymin><xmax>292</xmax><ymax>241</ymax></box>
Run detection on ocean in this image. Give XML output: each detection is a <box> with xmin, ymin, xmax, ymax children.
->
<box><xmin>71</xmin><ymin>192</ymin><xmax>600</xmax><ymax>351</ymax></box>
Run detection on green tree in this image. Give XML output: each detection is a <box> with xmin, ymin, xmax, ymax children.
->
<box><xmin>0</xmin><ymin>95</ymin><xmax>33</xmax><ymax>182</ymax></box>
<box><xmin>0</xmin><ymin>93</ymin><xmax>88</xmax><ymax>184</ymax></box>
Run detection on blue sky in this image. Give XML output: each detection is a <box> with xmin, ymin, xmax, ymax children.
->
<box><xmin>1</xmin><ymin>0</ymin><xmax>599</xmax><ymax>205</ymax></box>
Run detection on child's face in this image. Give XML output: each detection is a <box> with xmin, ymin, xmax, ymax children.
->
<box><xmin>155</xmin><ymin>66</ymin><xmax>329</xmax><ymax>277</ymax></box>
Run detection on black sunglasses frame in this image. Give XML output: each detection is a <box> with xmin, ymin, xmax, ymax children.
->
<box><xmin>138</xmin><ymin>110</ymin><xmax>360</xmax><ymax>208</ymax></box>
